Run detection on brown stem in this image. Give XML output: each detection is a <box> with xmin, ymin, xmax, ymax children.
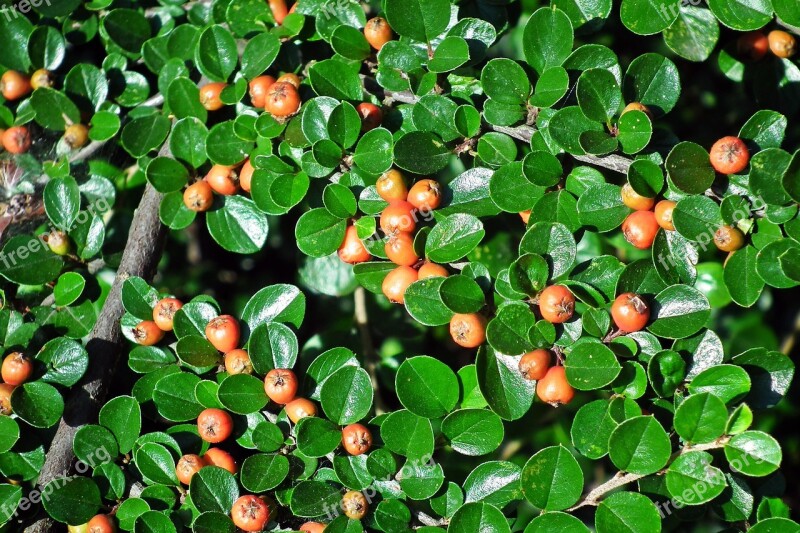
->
<box><xmin>567</xmin><ymin>436</ymin><xmax>731</xmax><ymax>511</ymax></box>
<box><xmin>354</xmin><ymin>286</ymin><xmax>387</xmax><ymax>415</ymax></box>
<box><xmin>361</xmin><ymin>77</ymin><xmax>635</xmax><ymax>176</ymax></box>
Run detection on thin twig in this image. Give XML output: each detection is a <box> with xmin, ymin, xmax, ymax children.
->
<box><xmin>567</xmin><ymin>436</ymin><xmax>731</xmax><ymax>510</ymax></box>
<box><xmin>354</xmin><ymin>286</ymin><xmax>387</xmax><ymax>415</ymax></box>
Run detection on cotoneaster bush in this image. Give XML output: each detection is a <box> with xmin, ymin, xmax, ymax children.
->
<box><xmin>0</xmin><ymin>0</ymin><xmax>798</xmax><ymax>532</ymax></box>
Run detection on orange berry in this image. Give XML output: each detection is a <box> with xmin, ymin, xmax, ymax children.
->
<box><xmin>376</xmin><ymin>169</ymin><xmax>408</xmax><ymax>202</ymax></box>
<box><xmin>385</xmin><ymin>232</ymin><xmax>419</xmax><ymax>267</ymax></box>
<box><xmin>0</xmin><ymin>70</ymin><xmax>31</xmax><ymax>101</ymax></box>
<box><xmin>611</xmin><ymin>293</ymin><xmax>650</xmax><ymax>333</ymax></box>
<box><xmin>449</xmin><ymin>313</ymin><xmax>487</xmax><ymax>348</ymax></box>
<box><xmin>2</xmin><ymin>126</ymin><xmax>31</xmax><ymax>154</ymax></box>
<box><xmin>1</xmin><ymin>352</ymin><xmax>33</xmax><ymax>386</ymax></box>
<box><xmin>203</xmin><ymin>447</ymin><xmax>238</xmax><ymax>474</ymax></box>
<box><xmin>249</xmin><ymin>75</ymin><xmax>276</xmax><ymax>108</ymax></box>
<box><xmin>338</xmin><ymin>225</ymin><xmax>371</xmax><ymax>264</ymax></box>
<box><xmin>204</xmin><ymin>165</ymin><xmax>239</xmax><ymax>196</ymax></box>
<box><xmin>417</xmin><ymin>262</ymin><xmax>448</xmax><ymax>279</ymax></box>
<box><xmin>710</xmin><ymin>136</ymin><xmax>749</xmax><ymax>174</ymax></box>
<box><xmin>342</xmin><ymin>423</ymin><xmax>372</xmax><ymax>456</ymax></box>
<box><xmin>265</xmin><ymin>82</ymin><xmax>300</xmax><ymax>117</ymax></box>
<box><xmin>199</xmin><ymin>82</ymin><xmax>226</xmax><ymax>111</ymax></box>
<box><xmin>231</xmin><ymin>495</ymin><xmax>272</xmax><ymax>532</ymax></box>
<box><xmin>205</xmin><ymin>315</ymin><xmax>240</xmax><ymax>353</ymax></box>
<box><xmin>768</xmin><ymin>30</ymin><xmax>796</xmax><ymax>59</ymax></box>
<box><xmin>364</xmin><ymin>17</ymin><xmax>392</xmax><ymax>50</ymax></box>
<box><xmin>380</xmin><ymin>201</ymin><xmax>416</xmax><ymax>234</ymax></box>
<box><xmin>176</xmin><ymin>454</ymin><xmax>206</xmax><ymax>485</ymax></box>
<box><xmin>197</xmin><ymin>408</ymin><xmax>233</xmax><ymax>443</ymax></box>
<box><xmin>538</xmin><ymin>285</ymin><xmax>575</xmax><ymax>324</ymax></box>
<box><xmin>153</xmin><ymin>297</ymin><xmax>183</xmax><ymax>332</ymax></box>
<box><xmin>132</xmin><ymin>321</ymin><xmax>165</xmax><ymax>346</ymax></box>
<box><xmin>407</xmin><ymin>179</ymin><xmax>442</xmax><ymax>212</ymax></box>
<box><xmin>536</xmin><ymin>366</ymin><xmax>574</xmax><ymax>406</ymax></box>
<box><xmin>622</xmin><ymin>210</ymin><xmax>659</xmax><ymax>250</ymax></box>
<box><xmin>381</xmin><ymin>265</ymin><xmax>418</xmax><ymax>304</ymax></box>
<box><xmin>239</xmin><ymin>159</ymin><xmax>254</xmax><ymax>193</ymax></box>
<box><xmin>183</xmin><ymin>180</ymin><xmax>214</xmax><ymax>212</ymax></box>
<box><xmin>224</xmin><ymin>349</ymin><xmax>253</xmax><ymax>375</ymax></box>
<box><xmin>654</xmin><ymin>200</ymin><xmax>676</xmax><ymax>231</ymax></box>
<box><xmin>518</xmin><ymin>349</ymin><xmax>551</xmax><ymax>381</ymax></box>
<box><xmin>264</xmin><ymin>369</ymin><xmax>299</xmax><ymax>404</ymax></box>
<box><xmin>286</xmin><ymin>397</ymin><xmax>317</xmax><ymax>423</ymax></box>
<box><xmin>714</xmin><ymin>225</ymin><xmax>745</xmax><ymax>252</ymax></box>
<box><xmin>356</xmin><ymin>102</ymin><xmax>383</xmax><ymax>132</ymax></box>
<box><xmin>621</xmin><ymin>183</ymin><xmax>655</xmax><ymax>211</ymax></box>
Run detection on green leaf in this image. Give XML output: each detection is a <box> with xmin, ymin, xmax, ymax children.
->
<box><xmin>31</xmin><ymin>88</ymin><xmax>80</xmax><ymax>130</ymax></box>
<box><xmin>295</xmin><ymin>208</ymin><xmax>347</xmax><ymax>259</ymax></box>
<box><xmin>708</xmin><ymin>0</ymin><xmax>773</xmax><ymax>30</ymax></box>
<box><xmin>595</xmin><ymin>491</ymin><xmax>662</xmax><ymax>533</ymax></box>
<box><xmin>242</xmin><ymin>283</ymin><xmax>306</xmax><ymax>330</ymax></box>
<box><xmin>449</xmin><ymin>502</ymin><xmax>511</xmax><ymax>533</ymax></box>
<box><xmin>41</xmin><ymin>477</ymin><xmax>101</xmax><ymax>525</ymax></box>
<box><xmin>296</xmin><ymin>417</ymin><xmax>342</xmax><ymax>458</ymax></box>
<box><xmin>290</xmin><ymin>480</ymin><xmax>342</xmax><ymax>518</ymax></box>
<box><xmin>384</xmin><ymin>0</ymin><xmax>451</xmax><ymax>42</ymax></box>
<box><xmin>663</xmin><ymin>6</ymin><xmax>720</xmax><ymax>62</ymax></box>
<box><xmin>206</xmin><ymin>195</ymin><xmax>269</xmax><ymax>254</ymax></box>
<box><xmin>36</xmin><ymin>337</ymin><xmax>88</xmax><ymax>387</ymax></box>
<box><xmin>577</xmin><ymin>68</ymin><xmax>622</xmax><ymax>122</ymax></box>
<box><xmin>195</xmin><ymin>25</ymin><xmax>238</xmax><ymax>81</ymax></box>
<box><xmin>121</xmin><ymin>114</ymin><xmax>171</xmax><ymax>158</ymax></box>
<box><xmin>396</xmin><ymin>356</ymin><xmax>459</xmax><ymax>419</ymax></box>
<box><xmin>134</xmin><ymin>442</ymin><xmax>178</xmax><ymax>486</ymax></box>
<box><xmin>0</xmin><ymin>235</ymin><xmax>64</xmax><ymax>285</ymax></box>
<box><xmin>623</xmin><ymin>53</ymin><xmax>680</xmax><ymax>117</ymax></box>
<box><xmin>621</xmin><ymin>0</ymin><xmax>679</xmax><ymax>35</ymax></box>
<box><xmin>442</xmin><ymin>409</ymin><xmax>504</xmax><ymax>456</ymax></box>
<box><xmin>99</xmin><ymin>396</ymin><xmax>141</xmax><ymax>454</ymax></box>
<box><xmin>577</xmin><ymin>184</ymin><xmax>628</xmax><ymax>233</ymax></box>
<box><xmin>521</xmin><ymin>445</ymin><xmax>583</xmax><ymax>511</ymax></box>
<box><xmin>10</xmin><ymin>382</ymin><xmax>64</xmax><ymax>428</ymax></box>
<box><xmin>725</xmin><ymin>431</ymin><xmax>782</xmax><ymax>477</ymax></box>
<box><xmin>190</xmin><ymin>466</ymin><xmax>239</xmax><ymax>514</ymax></box>
<box><xmin>571</xmin><ymin>398</ymin><xmax>641</xmax><ymax>459</ymax></box>
<box><xmin>320</xmin><ymin>365</ymin><xmax>372</xmax><ymax>424</ymax></box>
<box><xmin>53</xmin><ymin>272</ymin><xmax>85</xmax><ymax>307</ymax></box>
<box><xmin>674</xmin><ymin>392</ymin><xmax>727</xmax><ymax>444</ymax></box>
<box><xmin>240</xmin><ymin>32</ymin><xmax>281</xmax><ymax>79</ymax></box>
<box><xmin>393</xmin><ymin>131</ymin><xmax>452</xmax><ymax>175</ymax></box>
<box><xmin>688</xmin><ymin>364</ymin><xmax>751</xmax><ymax>404</ymax></box>
<box><xmin>121</xmin><ymin>277</ymin><xmax>159</xmax><ymax>321</ymax></box>
<box><xmin>525</xmin><ymin>511</ymin><xmax>590</xmax><ymax>533</ymax></box>
<box><xmin>565</xmin><ymin>341</ymin><xmax>621</xmax><ymax>390</ymax></box>
<box><xmin>429</xmin><ymin>36</ymin><xmax>470</xmax><ymax>73</ymax></box>
<box><xmin>523</xmin><ymin>8</ymin><xmax>574</xmax><ymax>74</ymax></box>
<box><xmin>331</xmin><ymin>24</ymin><xmax>370</xmax><ymax>61</ymax></box>
<box><xmin>648</xmin><ymin>285</ymin><xmax>710</xmax><ymax>339</ymax></box>
<box><xmin>44</xmin><ymin>177</ymin><xmax>82</xmax><ymax>231</ymax></box>
<box><xmin>380</xmin><ymin>409</ymin><xmax>434</xmax><ymax>459</ymax></box>
<box><xmin>218</xmin><ymin>374</ymin><xmax>268</xmax><ymax>414</ymax></box>
<box><xmin>425</xmin><ymin>214</ymin><xmax>484</xmax><ymax>263</ymax></box>
<box><xmin>102</xmin><ymin>8</ymin><xmax>150</xmax><ymax>56</ymax></box>
<box><xmin>308</xmin><ymin>59</ymin><xmax>363</xmax><ymax>101</ymax></box>
<box><xmin>476</xmin><ymin>346</ymin><xmax>536</xmax><ymax>421</ymax></box>
<box><xmin>666</xmin><ymin>451</ymin><xmax>727</xmax><ymax>505</ymax></box>
<box><xmin>608</xmin><ymin>416</ymin><xmax>671</xmax><ymax>475</ymax></box>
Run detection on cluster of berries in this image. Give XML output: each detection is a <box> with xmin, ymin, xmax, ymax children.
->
<box><xmin>0</xmin><ymin>69</ymin><xmax>88</xmax><ymax>154</ymax></box>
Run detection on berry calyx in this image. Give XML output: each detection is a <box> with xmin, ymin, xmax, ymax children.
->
<box><xmin>621</xmin><ymin>183</ymin><xmax>655</xmax><ymax>211</ymax></box>
<box><xmin>1</xmin><ymin>352</ymin><xmax>33</xmax><ymax>386</ymax></box>
<box><xmin>285</xmin><ymin>397</ymin><xmax>317</xmax><ymax>423</ymax></box>
<box><xmin>176</xmin><ymin>454</ymin><xmax>206</xmax><ymax>485</ymax></box>
<box><xmin>231</xmin><ymin>495</ymin><xmax>272</xmax><ymax>532</ymax></box>
<box><xmin>622</xmin><ymin>210</ymin><xmax>659</xmax><ymax>250</ymax></box>
<box><xmin>364</xmin><ymin>17</ymin><xmax>392</xmax><ymax>50</ymax></box>
<box><xmin>385</xmin><ymin>231</ymin><xmax>419</xmax><ymax>267</ymax></box>
<box><xmin>611</xmin><ymin>292</ymin><xmax>650</xmax><ymax>333</ymax></box>
<box><xmin>407</xmin><ymin>179</ymin><xmax>442</xmax><ymax>212</ymax></box>
<box><xmin>199</xmin><ymin>82</ymin><xmax>227</xmax><ymax>111</ymax></box>
<box><xmin>338</xmin><ymin>225</ymin><xmax>371</xmax><ymax>264</ymax></box>
<box><xmin>714</xmin><ymin>225</ymin><xmax>745</xmax><ymax>252</ymax></box>
<box><xmin>132</xmin><ymin>320</ymin><xmax>165</xmax><ymax>346</ymax></box>
<box><xmin>449</xmin><ymin>313</ymin><xmax>487</xmax><ymax>348</ymax></box>
<box><xmin>197</xmin><ymin>408</ymin><xmax>234</xmax><ymax>443</ymax></box>
<box><xmin>2</xmin><ymin>126</ymin><xmax>32</xmax><ymax>154</ymax></box>
<box><xmin>342</xmin><ymin>423</ymin><xmax>372</xmax><ymax>456</ymax></box>
<box><xmin>264</xmin><ymin>368</ymin><xmax>298</xmax><ymax>404</ymax></box>
<box><xmin>264</xmin><ymin>81</ymin><xmax>301</xmax><ymax>117</ymax></box>
<box><xmin>183</xmin><ymin>180</ymin><xmax>214</xmax><ymax>212</ymax></box>
<box><xmin>205</xmin><ymin>315</ymin><xmax>241</xmax><ymax>352</ymax></box>
<box><xmin>538</xmin><ymin>285</ymin><xmax>575</xmax><ymax>324</ymax></box>
<box><xmin>341</xmin><ymin>490</ymin><xmax>369</xmax><ymax>520</ymax></box>
<box><xmin>224</xmin><ymin>349</ymin><xmax>253</xmax><ymax>375</ymax></box>
<box><xmin>709</xmin><ymin>136</ymin><xmax>749</xmax><ymax>175</ymax></box>
<box><xmin>376</xmin><ymin>169</ymin><xmax>408</xmax><ymax>202</ymax></box>
<box><xmin>654</xmin><ymin>200</ymin><xmax>676</xmax><ymax>231</ymax></box>
<box><xmin>518</xmin><ymin>349</ymin><xmax>551</xmax><ymax>381</ymax></box>
<box><xmin>153</xmin><ymin>297</ymin><xmax>183</xmax><ymax>331</ymax></box>
<box><xmin>536</xmin><ymin>366</ymin><xmax>575</xmax><ymax>406</ymax></box>
<box><xmin>381</xmin><ymin>265</ymin><xmax>418</xmax><ymax>304</ymax></box>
